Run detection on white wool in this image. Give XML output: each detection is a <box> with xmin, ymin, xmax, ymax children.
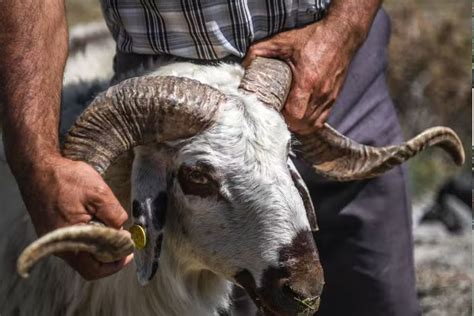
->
<box><xmin>0</xmin><ymin>23</ymin><xmax>312</xmax><ymax>316</ymax></box>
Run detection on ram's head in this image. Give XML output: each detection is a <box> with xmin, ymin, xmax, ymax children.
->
<box><xmin>17</xmin><ymin>58</ymin><xmax>464</xmax><ymax>316</ymax></box>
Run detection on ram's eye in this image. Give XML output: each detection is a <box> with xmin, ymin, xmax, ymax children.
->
<box><xmin>188</xmin><ymin>170</ymin><xmax>209</xmax><ymax>184</ymax></box>
<box><xmin>177</xmin><ymin>164</ymin><xmax>218</xmax><ymax>198</ymax></box>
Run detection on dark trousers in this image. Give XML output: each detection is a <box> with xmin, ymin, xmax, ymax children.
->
<box><xmin>112</xmin><ymin>8</ymin><xmax>420</xmax><ymax>316</ymax></box>
<box><xmin>293</xmin><ymin>9</ymin><xmax>420</xmax><ymax>316</ymax></box>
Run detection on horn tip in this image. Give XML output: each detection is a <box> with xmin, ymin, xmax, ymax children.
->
<box><xmin>441</xmin><ymin>126</ymin><xmax>465</xmax><ymax>166</ymax></box>
<box><xmin>455</xmin><ymin>153</ymin><xmax>465</xmax><ymax>166</ymax></box>
<box><xmin>17</xmin><ymin>260</ymin><xmax>30</xmax><ymax>278</ymax></box>
<box><xmin>18</xmin><ymin>271</ymin><xmax>29</xmax><ymax>279</ymax></box>
<box><xmin>455</xmin><ymin>147</ymin><xmax>465</xmax><ymax>166</ymax></box>
<box><xmin>422</xmin><ymin>126</ymin><xmax>465</xmax><ymax>166</ymax></box>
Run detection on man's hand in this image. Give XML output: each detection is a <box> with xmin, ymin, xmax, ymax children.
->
<box><xmin>243</xmin><ymin>0</ymin><xmax>381</xmax><ymax>134</ymax></box>
<box><xmin>15</xmin><ymin>154</ymin><xmax>133</xmax><ymax>280</ymax></box>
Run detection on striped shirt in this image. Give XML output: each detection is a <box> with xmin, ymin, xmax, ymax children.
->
<box><xmin>99</xmin><ymin>0</ymin><xmax>331</xmax><ymax>60</ymax></box>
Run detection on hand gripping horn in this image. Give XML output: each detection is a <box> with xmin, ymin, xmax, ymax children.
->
<box><xmin>17</xmin><ymin>76</ymin><xmax>227</xmax><ymax>277</ymax></box>
<box><xmin>238</xmin><ymin>57</ymin><xmax>464</xmax><ymax>181</ymax></box>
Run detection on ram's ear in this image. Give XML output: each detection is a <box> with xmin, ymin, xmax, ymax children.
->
<box><xmin>287</xmin><ymin>158</ymin><xmax>318</xmax><ymax>231</ymax></box>
<box><xmin>131</xmin><ymin>146</ymin><xmax>169</xmax><ymax>285</ymax></box>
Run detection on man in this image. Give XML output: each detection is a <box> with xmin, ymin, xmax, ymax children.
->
<box><xmin>0</xmin><ymin>1</ymin><xmax>420</xmax><ymax>315</ymax></box>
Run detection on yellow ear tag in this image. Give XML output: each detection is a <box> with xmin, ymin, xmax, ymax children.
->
<box><xmin>130</xmin><ymin>225</ymin><xmax>147</xmax><ymax>250</ymax></box>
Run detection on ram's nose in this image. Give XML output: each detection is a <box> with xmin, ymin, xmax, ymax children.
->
<box><xmin>279</xmin><ymin>264</ymin><xmax>324</xmax><ymax>313</ymax></box>
<box><xmin>259</xmin><ymin>231</ymin><xmax>324</xmax><ymax>315</ymax></box>
<box><xmin>283</xmin><ymin>233</ymin><xmax>324</xmax><ymax>300</ymax></box>
<box><xmin>283</xmin><ymin>231</ymin><xmax>324</xmax><ymax>312</ymax></box>
<box><xmin>282</xmin><ymin>272</ymin><xmax>323</xmax><ymax>303</ymax></box>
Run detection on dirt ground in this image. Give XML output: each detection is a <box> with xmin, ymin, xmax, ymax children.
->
<box><xmin>412</xmin><ymin>197</ymin><xmax>472</xmax><ymax>316</ymax></box>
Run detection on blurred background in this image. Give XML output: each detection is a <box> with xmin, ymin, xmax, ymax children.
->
<box><xmin>4</xmin><ymin>0</ymin><xmax>472</xmax><ymax>315</ymax></box>
<box><xmin>382</xmin><ymin>2</ymin><xmax>471</xmax><ymax>314</ymax></box>
<box><xmin>385</xmin><ymin>0</ymin><xmax>471</xmax><ymax>195</ymax></box>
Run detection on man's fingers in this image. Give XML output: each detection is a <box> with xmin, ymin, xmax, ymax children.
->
<box><xmin>62</xmin><ymin>252</ymin><xmax>133</xmax><ymax>281</ymax></box>
<box><xmin>308</xmin><ymin>94</ymin><xmax>333</xmax><ymax>119</ymax></box>
<box><xmin>315</xmin><ymin>109</ymin><xmax>331</xmax><ymax>128</ymax></box>
<box><xmin>88</xmin><ymin>183</ymin><xmax>128</xmax><ymax>228</ymax></box>
<box><xmin>283</xmin><ymin>82</ymin><xmax>312</xmax><ymax>128</ymax></box>
<box><xmin>294</xmin><ymin>107</ymin><xmax>332</xmax><ymax>135</ymax></box>
<box><xmin>242</xmin><ymin>42</ymin><xmax>280</xmax><ymax>67</ymax></box>
<box><xmin>242</xmin><ymin>32</ymin><xmax>295</xmax><ymax>67</ymax></box>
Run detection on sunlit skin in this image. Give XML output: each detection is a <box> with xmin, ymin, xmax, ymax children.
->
<box><xmin>0</xmin><ymin>0</ymin><xmax>379</xmax><ymax>280</ymax></box>
<box><xmin>243</xmin><ymin>0</ymin><xmax>381</xmax><ymax>134</ymax></box>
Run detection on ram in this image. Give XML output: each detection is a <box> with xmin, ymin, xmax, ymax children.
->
<box><xmin>0</xmin><ymin>33</ymin><xmax>464</xmax><ymax>316</ymax></box>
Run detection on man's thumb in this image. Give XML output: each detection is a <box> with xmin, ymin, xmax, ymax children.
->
<box><xmin>92</xmin><ymin>184</ymin><xmax>128</xmax><ymax>229</ymax></box>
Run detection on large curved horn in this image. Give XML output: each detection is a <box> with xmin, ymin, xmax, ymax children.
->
<box><xmin>17</xmin><ymin>76</ymin><xmax>227</xmax><ymax>278</ymax></box>
<box><xmin>298</xmin><ymin>124</ymin><xmax>464</xmax><ymax>181</ymax></box>
<box><xmin>239</xmin><ymin>57</ymin><xmax>465</xmax><ymax>181</ymax></box>
<box><xmin>239</xmin><ymin>57</ymin><xmax>292</xmax><ymax>111</ymax></box>
<box><xmin>17</xmin><ymin>225</ymin><xmax>134</xmax><ymax>278</ymax></box>
<box><xmin>64</xmin><ymin>75</ymin><xmax>226</xmax><ymax>174</ymax></box>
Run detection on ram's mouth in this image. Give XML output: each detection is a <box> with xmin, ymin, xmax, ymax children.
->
<box><xmin>234</xmin><ymin>269</ymin><xmax>320</xmax><ymax>316</ymax></box>
<box><xmin>249</xmin><ymin>288</ymin><xmax>320</xmax><ymax>316</ymax></box>
<box><xmin>254</xmin><ymin>287</ymin><xmax>320</xmax><ymax>316</ymax></box>
<box><xmin>293</xmin><ymin>297</ymin><xmax>320</xmax><ymax>314</ymax></box>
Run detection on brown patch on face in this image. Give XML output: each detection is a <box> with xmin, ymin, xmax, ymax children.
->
<box><xmin>258</xmin><ymin>266</ymin><xmax>295</xmax><ymax>315</ymax></box>
<box><xmin>238</xmin><ymin>231</ymin><xmax>324</xmax><ymax>316</ymax></box>
<box><xmin>278</xmin><ymin>231</ymin><xmax>324</xmax><ymax>299</ymax></box>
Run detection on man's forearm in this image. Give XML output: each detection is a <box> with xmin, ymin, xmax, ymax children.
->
<box><xmin>0</xmin><ymin>1</ymin><xmax>133</xmax><ymax>280</ymax></box>
<box><xmin>0</xmin><ymin>0</ymin><xmax>68</xmax><ymax>177</ymax></box>
<box><xmin>323</xmin><ymin>0</ymin><xmax>382</xmax><ymax>55</ymax></box>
